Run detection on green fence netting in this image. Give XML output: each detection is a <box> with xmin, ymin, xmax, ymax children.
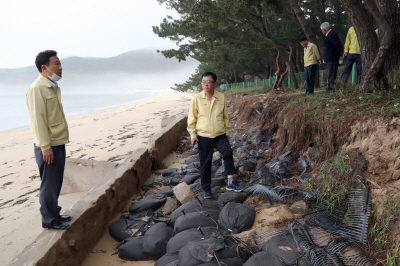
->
<box><xmin>220</xmin><ymin>65</ymin><xmax>358</xmax><ymax>91</ymax></box>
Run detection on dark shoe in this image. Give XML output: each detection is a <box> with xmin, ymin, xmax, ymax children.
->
<box><xmin>226</xmin><ymin>182</ymin><xmax>244</xmax><ymax>192</ymax></box>
<box><xmin>58</xmin><ymin>215</ymin><xmax>72</xmax><ymax>222</ymax></box>
<box><xmin>42</xmin><ymin>220</ymin><xmax>70</xmax><ymax>230</ymax></box>
<box><xmin>303</xmin><ymin>92</ymin><xmax>313</xmax><ymax>96</ymax></box>
<box><xmin>203</xmin><ymin>191</ymin><xmax>212</xmax><ymax>199</ymax></box>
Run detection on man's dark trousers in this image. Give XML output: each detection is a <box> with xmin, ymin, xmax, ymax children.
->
<box><xmin>198</xmin><ymin>134</ymin><xmax>235</xmax><ymax>192</ymax></box>
<box><xmin>340</xmin><ymin>53</ymin><xmax>362</xmax><ymax>83</ymax></box>
<box><xmin>305</xmin><ymin>64</ymin><xmax>318</xmax><ymax>94</ymax></box>
<box><xmin>34</xmin><ymin>144</ymin><xmax>66</xmax><ymax>225</ymax></box>
<box><xmin>326</xmin><ymin>59</ymin><xmax>339</xmax><ymax>91</ymax></box>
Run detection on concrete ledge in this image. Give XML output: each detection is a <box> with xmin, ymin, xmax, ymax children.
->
<box><xmin>7</xmin><ymin>115</ymin><xmax>188</xmax><ymax>266</ymax></box>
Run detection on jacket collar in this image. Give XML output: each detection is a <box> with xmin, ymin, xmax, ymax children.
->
<box><xmin>201</xmin><ymin>90</ymin><xmax>219</xmax><ymax>100</ymax></box>
<box><xmin>37</xmin><ymin>74</ymin><xmax>57</xmax><ymax>89</ymax></box>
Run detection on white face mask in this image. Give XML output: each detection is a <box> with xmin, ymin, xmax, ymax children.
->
<box><xmin>46</xmin><ymin>66</ymin><xmax>62</xmax><ymax>82</ymax></box>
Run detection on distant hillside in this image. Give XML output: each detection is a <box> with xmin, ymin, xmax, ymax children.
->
<box><xmin>0</xmin><ymin>49</ymin><xmax>198</xmax><ymax>92</ymax></box>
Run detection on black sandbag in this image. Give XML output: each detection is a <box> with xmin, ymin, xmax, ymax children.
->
<box><xmin>217</xmin><ymin>235</ymin><xmax>252</xmax><ymax>260</ymax></box>
<box><xmin>262</xmin><ymin>232</ymin><xmax>312</xmax><ymax>266</ymax></box>
<box><xmin>182</xmin><ymin>173</ymin><xmax>201</xmax><ymax>185</ymax></box>
<box><xmin>178</xmin><ymin>245</ymin><xmax>203</xmax><ymax>266</ymax></box>
<box><xmin>142</xmin><ymin>222</ymin><xmax>174</xmax><ymax>259</ymax></box>
<box><xmin>184</xmin><ymin>155</ymin><xmax>199</xmax><ymax>165</ymax></box>
<box><xmin>187</xmin><ymin>149</ymin><xmax>199</xmax><ymax>156</ymax></box>
<box><xmin>169</xmin><ymin>199</ymin><xmax>220</xmax><ymax>226</ymax></box>
<box><xmin>178</xmin><ymin>233</ymin><xmax>225</xmax><ymax>266</ymax></box>
<box><xmin>243</xmin><ymin>251</ymin><xmax>288</xmax><ymax>266</ymax></box>
<box><xmin>217</xmin><ymin>191</ymin><xmax>248</xmax><ymax>207</ymax></box>
<box><xmin>162</xmin><ymin>168</ymin><xmax>178</xmax><ymax>177</ymax></box>
<box><xmin>215</xmin><ymin>165</ymin><xmax>225</xmax><ymax>177</ymax></box>
<box><xmin>211</xmin><ymin>176</ymin><xmax>226</xmax><ymax>187</ymax></box>
<box><xmin>108</xmin><ymin>217</ymin><xmax>148</xmax><ymax>242</ymax></box>
<box><xmin>155</xmin><ymin>187</ymin><xmax>174</xmax><ymax>197</ymax></box>
<box><xmin>197</xmin><ymin>257</ymin><xmax>246</xmax><ymax>266</ymax></box>
<box><xmin>155</xmin><ymin>252</ymin><xmax>179</xmax><ymax>266</ymax></box>
<box><xmin>174</xmin><ymin>211</ymin><xmax>219</xmax><ymax>233</ymax></box>
<box><xmin>187</xmin><ymin>161</ymin><xmax>201</xmax><ymax>169</ymax></box>
<box><xmin>129</xmin><ymin>193</ymin><xmax>167</xmax><ymax>213</ymax></box>
<box><xmin>211</xmin><ymin>164</ymin><xmax>219</xmax><ymax>173</ymax></box>
<box><xmin>116</xmin><ymin>236</ymin><xmax>152</xmax><ymax>261</ymax></box>
<box><xmin>166</xmin><ymin>226</ymin><xmax>221</xmax><ymax>253</ymax></box>
<box><xmin>219</xmin><ymin>202</ymin><xmax>255</xmax><ymax>233</ymax></box>
<box><xmin>170</xmin><ymin>176</ymin><xmax>181</xmax><ymax>186</ymax></box>
<box><xmin>237</xmin><ymin>159</ymin><xmax>257</xmax><ymax>172</ymax></box>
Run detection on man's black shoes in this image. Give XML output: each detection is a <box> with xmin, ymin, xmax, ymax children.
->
<box><xmin>58</xmin><ymin>215</ymin><xmax>72</xmax><ymax>222</ymax></box>
<box><xmin>42</xmin><ymin>220</ymin><xmax>70</xmax><ymax>230</ymax></box>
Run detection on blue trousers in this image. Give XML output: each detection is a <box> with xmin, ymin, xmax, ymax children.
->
<box><xmin>34</xmin><ymin>144</ymin><xmax>66</xmax><ymax>225</ymax></box>
<box><xmin>340</xmin><ymin>53</ymin><xmax>362</xmax><ymax>83</ymax></box>
<box><xmin>305</xmin><ymin>64</ymin><xmax>318</xmax><ymax>94</ymax></box>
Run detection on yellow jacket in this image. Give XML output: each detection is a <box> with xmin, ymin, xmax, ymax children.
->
<box><xmin>187</xmin><ymin>90</ymin><xmax>230</xmax><ymax>138</ymax></box>
<box><xmin>344</xmin><ymin>26</ymin><xmax>360</xmax><ymax>54</ymax></box>
<box><xmin>26</xmin><ymin>74</ymin><xmax>69</xmax><ymax>151</ymax></box>
<box><xmin>304</xmin><ymin>42</ymin><xmax>321</xmax><ymax>67</ymax></box>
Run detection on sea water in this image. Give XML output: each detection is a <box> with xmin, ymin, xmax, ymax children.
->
<box><xmin>0</xmin><ymin>90</ymin><xmax>158</xmax><ymax>131</ymax></box>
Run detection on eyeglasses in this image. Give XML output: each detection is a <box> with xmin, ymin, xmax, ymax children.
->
<box><xmin>201</xmin><ymin>81</ymin><xmax>215</xmax><ymax>84</ymax></box>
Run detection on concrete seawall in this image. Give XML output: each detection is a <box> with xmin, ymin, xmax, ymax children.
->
<box><xmin>7</xmin><ymin>116</ymin><xmax>187</xmax><ymax>266</ymax></box>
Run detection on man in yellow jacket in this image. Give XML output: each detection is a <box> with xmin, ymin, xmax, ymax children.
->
<box><xmin>187</xmin><ymin>72</ymin><xmax>243</xmax><ymax>199</ymax></box>
<box><xmin>299</xmin><ymin>37</ymin><xmax>321</xmax><ymax>95</ymax></box>
<box><xmin>26</xmin><ymin>50</ymin><xmax>71</xmax><ymax>230</ymax></box>
<box><xmin>340</xmin><ymin>26</ymin><xmax>362</xmax><ymax>83</ymax></box>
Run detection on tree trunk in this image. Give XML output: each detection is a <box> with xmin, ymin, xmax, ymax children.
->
<box><xmin>226</xmin><ymin>17</ymin><xmax>299</xmax><ymax>89</ymax></box>
<box><xmin>343</xmin><ymin>0</ymin><xmax>400</xmax><ymax>91</ymax></box>
<box><xmin>276</xmin><ymin>68</ymin><xmax>289</xmax><ymax>89</ymax></box>
<box><xmin>341</xmin><ymin>0</ymin><xmax>381</xmax><ymax>91</ymax></box>
<box><xmin>289</xmin><ymin>0</ymin><xmax>318</xmax><ymax>44</ymax></box>
<box><xmin>377</xmin><ymin>0</ymin><xmax>400</xmax><ymax>74</ymax></box>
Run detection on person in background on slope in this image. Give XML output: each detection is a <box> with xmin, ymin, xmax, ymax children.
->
<box><xmin>321</xmin><ymin>22</ymin><xmax>343</xmax><ymax>92</ymax></box>
<box><xmin>299</xmin><ymin>37</ymin><xmax>321</xmax><ymax>96</ymax></box>
<box><xmin>187</xmin><ymin>72</ymin><xmax>243</xmax><ymax>199</ymax></box>
<box><xmin>340</xmin><ymin>26</ymin><xmax>362</xmax><ymax>84</ymax></box>
<box><xmin>26</xmin><ymin>50</ymin><xmax>71</xmax><ymax>230</ymax></box>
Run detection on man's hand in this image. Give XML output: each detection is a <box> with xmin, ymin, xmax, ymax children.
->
<box><xmin>191</xmin><ymin>137</ymin><xmax>199</xmax><ymax>145</ymax></box>
<box><xmin>42</xmin><ymin>148</ymin><xmax>54</xmax><ymax>164</ymax></box>
<box><xmin>343</xmin><ymin>52</ymin><xmax>348</xmax><ymax>57</ymax></box>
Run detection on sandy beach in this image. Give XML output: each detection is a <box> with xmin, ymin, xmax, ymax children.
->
<box><xmin>0</xmin><ymin>91</ymin><xmax>194</xmax><ymax>266</ymax></box>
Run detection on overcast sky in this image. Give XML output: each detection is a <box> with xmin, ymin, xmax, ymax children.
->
<box><xmin>0</xmin><ymin>0</ymin><xmax>180</xmax><ymax>69</ymax></box>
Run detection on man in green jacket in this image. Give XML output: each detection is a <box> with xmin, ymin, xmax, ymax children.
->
<box><xmin>26</xmin><ymin>50</ymin><xmax>71</xmax><ymax>230</ymax></box>
<box><xmin>340</xmin><ymin>26</ymin><xmax>362</xmax><ymax>84</ymax></box>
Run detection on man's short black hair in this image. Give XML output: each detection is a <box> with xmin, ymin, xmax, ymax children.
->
<box><xmin>35</xmin><ymin>50</ymin><xmax>57</xmax><ymax>73</ymax></box>
<box><xmin>201</xmin><ymin>72</ymin><xmax>217</xmax><ymax>82</ymax></box>
<box><xmin>299</xmin><ymin>37</ymin><xmax>308</xmax><ymax>42</ymax></box>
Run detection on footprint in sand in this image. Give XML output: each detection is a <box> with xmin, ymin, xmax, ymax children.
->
<box><xmin>77</xmin><ymin>154</ymin><xmax>87</xmax><ymax>159</ymax></box>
